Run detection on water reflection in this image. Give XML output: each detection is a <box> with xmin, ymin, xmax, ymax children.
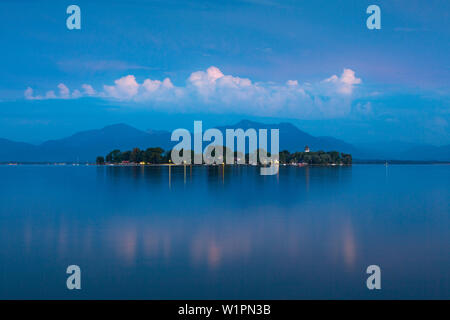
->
<box><xmin>0</xmin><ymin>165</ymin><xmax>448</xmax><ymax>299</ymax></box>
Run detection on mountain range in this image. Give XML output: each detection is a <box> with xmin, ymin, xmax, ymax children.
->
<box><xmin>0</xmin><ymin>120</ymin><xmax>448</xmax><ymax>162</ymax></box>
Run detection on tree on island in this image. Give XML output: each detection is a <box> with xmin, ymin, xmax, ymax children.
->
<box><xmin>98</xmin><ymin>147</ymin><xmax>352</xmax><ymax>165</ymax></box>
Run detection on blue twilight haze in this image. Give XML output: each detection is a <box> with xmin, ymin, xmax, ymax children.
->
<box><xmin>0</xmin><ymin>1</ymin><xmax>449</xmax><ymax>301</ymax></box>
<box><xmin>0</xmin><ymin>0</ymin><xmax>448</xmax><ymax>146</ymax></box>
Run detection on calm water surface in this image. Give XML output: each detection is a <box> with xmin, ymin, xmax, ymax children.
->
<box><xmin>0</xmin><ymin>164</ymin><xmax>449</xmax><ymax>299</ymax></box>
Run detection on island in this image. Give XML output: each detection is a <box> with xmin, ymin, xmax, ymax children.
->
<box><xmin>97</xmin><ymin>146</ymin><xmax>352</xmax><ymax>166</ymax></box>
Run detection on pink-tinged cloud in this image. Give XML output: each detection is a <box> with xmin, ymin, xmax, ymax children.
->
<box><xmin>23</xmin><ymin>66</ymin><xmax>363</xmax><ymax>118</ymax></box>
<box><xmin>57</xmin><ymin>83</ymin><xmax>70</xmax><ymax>99</ymax></box>
<box><xmin>24</xmin><ymin>87</ymin><xmax>40</xmax><ymax>100</ymax></box>
<box><xmin>324</xmin><ymin>68</ymin><xmax>362</xmax><ymax>95</ymax></box>
<box><xmin>82</xmin><ymin>84</ymin><xmax>96</xmax><ymax>96</ymax></box>
<box><xmin>103</xmin><ymin>75</ymin><xmax>139</xmax><ymax>99</ymax></box>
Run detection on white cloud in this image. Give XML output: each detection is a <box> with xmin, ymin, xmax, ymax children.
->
<box><xmin>189</xmin><ymin>66</ymin><xmax>224</xmax><ymax>84</ymax></box>
<box><xmin>82</xmin><ymin>84</ymin><xmax>96</xmax><ymax>96</ymax></box>
<box><xmin>57</xmin><ymin>83</ymin><xmax>70</xmax><ymax>99</ymax></box>
<box><xmin>45</xmin><ymin>90</ymin><xmax>57</xmax><ymax>99</ymax></box>
<box><xmin>72</xmin><ymin>89</ymin><xmax>82</xmax><ymax>98</ymax></box>
<box><xmin>24</xmin><ymin>87</ymin><xmax>40</xmax><ymax>100</ymax></box>
<box><xmin>324</xmin><ymin>68</ymin><xmax>361</xmax><ymax>95</ymax></box>
<box><xmin>103</xmin><ymin>75</ymin><xmax>139</xmax><ymax>100</ymax></box>
<box><xmin>142</xmin><ymin>78</ymin><xmax>174</xmax><ymax>93</ymax></box>
<box><xmin>23</xmin><ymin>66</ymin><xmax>363</xmax><ymax>118</ymax></box>
<box><xmin>25</xmin><ymin>84</ymin><xmax>73</xmax><ymax>100</ymax></box>
<box><xmin>142</xmin><ymin>79</ymin><xmax>163</xmax><ymax>92</ymax></box>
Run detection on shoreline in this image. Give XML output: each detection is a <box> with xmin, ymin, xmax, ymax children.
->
<box><xmin>1</xmin><ymin>162</ymin><xmax>449</xmax><ymax>166</ymax></box>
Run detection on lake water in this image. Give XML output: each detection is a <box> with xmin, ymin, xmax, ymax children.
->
<box><xmin>0</xmin><ymin>164</ymin><xmax>448</xmax><ymax>299</ymax></box>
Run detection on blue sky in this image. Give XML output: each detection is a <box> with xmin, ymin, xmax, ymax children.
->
<box><xmin>0</xmin><ymin>0</ymin><xmax>449</xmax><ymax>145</ymax></box>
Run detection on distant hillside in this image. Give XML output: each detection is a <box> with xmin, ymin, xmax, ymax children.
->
<box><xmin>0</xmin><ymin>138</ymin><xmax>37</xmax><ymax>162</ymax></box>
<box><xmin>0</xmin><ymin>124</ymin><xmax>172</xmax><ymax>162</ymax></box>
<box><xmin>217</xmin><ymin>120</ymin><xmax>361</xmax><ymax>155</ymax></box>
<box><xmin>36</xmin><ymin>123</ymin><xmax>172</xmax><ymax>162</ymax></box>
<box><xmin>0</xmin><ymin>121</ymin><xmax>448</xmax><ymax>162</ymax></box>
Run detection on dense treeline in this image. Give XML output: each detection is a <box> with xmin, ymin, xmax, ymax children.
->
<box><xmin>96</xmin><ymin>147</ymin><xmax>352</xmax><ymax>165</ymax></box>
<box><xmin>96</xmin><ymin>147</ymin><xmax>168</xmax><ymax>165</ymax></box>
<box><xmin>279</xmin><ymin>150</ymin><xmax>352</xmax><ymax>165</ymax></box>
